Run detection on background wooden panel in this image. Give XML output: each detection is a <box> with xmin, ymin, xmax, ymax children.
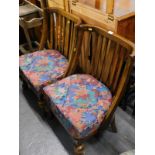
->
<box><xmin>117</xmin><ymin>16</ymin><xmax>135</xmax><ymax>42</ymax></box>
<box><xmin>78</xmin><ymin>0</ymin><xmax>134</xmax><ymax>18</ymax></box>
<box><xmin>70</xmin><ymin>0</ymin><xmax>135</xmax><ymax>42</ymax></box>
<box><xmin>46</xmin><ymin>0</ymin><xmax>135</xmax><ymax>42</ymax></box>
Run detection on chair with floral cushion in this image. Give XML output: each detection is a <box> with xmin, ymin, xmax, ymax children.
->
<box><xmin>42</xmin><ymin>25</ymin><xmax>135</xmax><ymax>154</ymax></box>
<box><xmin>19</xmin><ymin>3</ymin><xmax>81</xmax><ymax>108</ymax></box>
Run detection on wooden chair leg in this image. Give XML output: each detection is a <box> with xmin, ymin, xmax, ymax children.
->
<box><xmin>38</xmin><ymin>99</ymin><xmax>49</xmax><ymax>118</ymax></box>
<box><xmin>111</xmin><ymin>115</ymin><xmax>117</xmax><ymax>133</ymax></box>
<box><xmin>38</xmin><ymin>100</ymin><xmax>45</xmax><ymax>109</ymax></box>
<box><xmin>74</xmin><ymin>141</ymin><xmax>85</xmax><ymax>155</ymax></box>
<box><xmin>44</xmin><ymin>104</ymin><xmax>54</xmax><ymax>119</ymax></box>
<box><xmin>38</xmin><ymin>99</ymin><xmax>53</xmax><ymax>118</ymax></box>
<box><xmin>22</xmin><ymin>81</ymin><xmax>28</xmax><ymax>90</ymax></box>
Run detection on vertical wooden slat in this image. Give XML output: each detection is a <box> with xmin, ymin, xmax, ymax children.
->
<box><xmin>107</xmin><ymin>43</ymin><xmax>120</xmax><ymax>89</ymax></box>
<box><xmin>59</xmin><ymin>15</ymin><xmax>63</xmax><ymax>52</ymax></box>
<box><xmin>77</xmin><ymin>30</ymin><xmax>84</xmax><ymax>68</ymax></box>
<box><xmin>81</xmin><ymin>32</ymin><xmax>87</xmax><ymax>72</ymax></box>
<box><xmin>84</xmin><ymin>32</ymin><xmax>92</xmax><ymax>74</ymax></box>
<box><xmin>54</xmin><ymin>13</ymin><xmax>58</xmax><ymax>49</ymax></box>
<box><xmin>112</xmin><ymin>47</ymin><xmax>125</xmax><ymax>92</ymax></box>
<box><xmin>68</xmin><ymin>21</ymin><xmax>74</xmax><ymax>60</ymax></box>
<box><xmin>49</xmin><ymin>14</ymin><xmax>54</xmax><ymax>49</ymax></box>
<box><xmin>101</xmin><ymin>40</ymin><xmax>115</xmax><ymax>83</ymax></box>
<box><xmin>62</xmin><ymin>16</ymin><xmax>66</xmax><ymax>54</ymax></box>
<box><xmin>105</xmin><ymin>56</ymin><xmax>133</xmax><ymax>120</ymax></box>
<box><xmin>90</xmin><ymin>32</ymin><xmax>98</xmax><ymax>74</ymax></box>
<box><xmin>92</xmin><ymin>35</ymin><xmax>102</xmax><ymax>75</ymax></box>
<box><xmin>71</xmin><ymin>26</ymin><xmax>78</xmax><ymax>61</ymax></box>
<box><xmin>100</xmin><ymin>39</ymin><xmax>111</xmax><ymax>82</ymax></box>
<box><xmin>80</xmin><ymin>31</ymin><xmax>91</xmax><ymax>73</ymax></box>
<box><xmin>96</xmin><ymin>37</ymin><xmax>108</xmax><ymax>79</ymax></box>
<box><xmin>57</xmin><ymin>14</ymin><xmax>61</xmax><ymax>51</ymax></box>
<box><xmin>79</xmin><ymin>30</ymin><xmax>83</xmax><ymax>69</ymax></box>
<box><xmin>104</xmin><ymin>41</ymin><xmax>116</xmax><ymax>84</ymax></box>
<box><xmin>64</xmin><ymin>29</ymin><xmax>83</xmax><ymax>76</ymax></box>
<box><xmin>64</xmin><ymin>18</ymin><xmax>71</xmax><ymax>58</ymax></box>
<box><xmin>93</xmin><ymin>34</ymin><xmax>103</xmax><ymax>77</ymax></box>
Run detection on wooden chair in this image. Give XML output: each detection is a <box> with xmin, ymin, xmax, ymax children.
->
<box><xmin>42</xmin><ymin>24</ymin><xmax>135</xmax><ymax>154</ymax></box>
<box><xmin>19</xmin><ymin>0</ymin><xmax>44</xmax><ymax>53</ymax></box>
<box><xmin>19</xmin><ymin>4</ymin><xmax>81</xmax><ymax>108</ymax></box>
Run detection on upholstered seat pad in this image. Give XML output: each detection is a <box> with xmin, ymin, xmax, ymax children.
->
<box><xmin>19</xmin><ymin>50</ymin><xmax>68</xmax><ymax>92</ymax></box>
<box><xmin>43</xmin><ymin>74</ymin><xmax>112</xmax><ymax>139</ymax></box>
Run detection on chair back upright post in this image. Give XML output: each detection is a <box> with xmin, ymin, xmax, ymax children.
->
<box><xmin>67</xmin><ymin>24</ymin><xmax>135</xmax><ymax>126</ymax></box>
<box><xmin>38</xmin><ymin>0</ymin><xmax>48</xmax><ymax>50</ymax></box>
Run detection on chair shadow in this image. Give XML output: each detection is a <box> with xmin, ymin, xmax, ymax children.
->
<box><xmin>22</xmin><ymin>87</ymin><xmax>75</xmax><ymax>155</ymax></box>
<box><xmin>21</xmin><ymin>85</ymin><xmax>116</xmax><ymax>155</ymax></box>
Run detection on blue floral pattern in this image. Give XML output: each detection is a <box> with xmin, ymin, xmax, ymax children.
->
<box><xmin>19</xmin><ymin>50</ymin><xmax>68</xmax><ymax>92</ymax></box>
<box><xmin>43</xmin><ymin>74</ymin><xmax>112</xmax><ymax>138</ymax></box>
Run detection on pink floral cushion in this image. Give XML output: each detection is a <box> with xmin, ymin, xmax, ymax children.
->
<box><xmin>19</xmin><ymin>50</ymin><xmax>68</xmax><ymax>92</ymax></box>
<box><xmin>43</xmin><ymin>74</ymin><xmax>112</xmax><ymax>139</ymax></box>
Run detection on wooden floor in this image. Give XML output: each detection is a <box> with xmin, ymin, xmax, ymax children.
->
<box><xmin>19</xmin><ymin>81</ymin><xmax>135</xmax><ymax>155</ymax></box>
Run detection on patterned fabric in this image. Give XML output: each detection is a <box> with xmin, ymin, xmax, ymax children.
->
<box><xmin>43</xmin><ymin>74</ymin><xmax>112</xmax><ymax>139</ymax></box>
<box><xmin>19</xmin><ymin>50</ymin><xmax>68</xmax><ymax>92</ymax></box>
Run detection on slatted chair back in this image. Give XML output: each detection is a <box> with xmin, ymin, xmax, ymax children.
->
<box><xmin>66</xmin><ymin>24</ymin><xmax>135</xmax><ymax>122</ymax></box>
<box><xmin>39</xmin><ymin>6</ymin><xmax>81</xmax><ymax>61</ymax></box>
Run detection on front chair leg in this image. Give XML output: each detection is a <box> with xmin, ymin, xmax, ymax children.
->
<box><xmin>38</xmin><ymin>100</ymin><xmax>44</xmax><ymax>109</ymax></box>
<box><xmin>38</xmin><ymin>99</ymin><xmax>48</xmax><ymax>118</ymax></box>
<box><xmin>22</xmin><ymin>81</ymin><xmax>28</xmax><ymax>90</ymax></box>
<box><xmin>38</xmin><ymin>99</ymin><xmax>54</xmax><ymax>119</ymax></box>
<box><xmin>111</xmin><ymin>115</ymin><xmax>117</xmax><ymax>133</ymax></box>
<box><xmin>74</xmin><ymin>141</ymin><xmax>85</xmax><ymax>155</ymax></box>
<box><xmin>44</xmin><ymin>105</ymin><xmax>54</xmax><ymax>119</ymax></box>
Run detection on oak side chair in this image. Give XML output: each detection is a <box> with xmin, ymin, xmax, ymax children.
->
<box><xmin>42</xmin><ymin>24</ymin><xmax>135</xmax><ymax>155</ymax></box>
<box><xmin>19</xmin><ymin>4</ymin><xmax>81</xmax><ymax>109</ymax></box>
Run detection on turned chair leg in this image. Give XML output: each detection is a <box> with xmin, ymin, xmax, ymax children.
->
<box><xmin>111</xmin><ymin>115</ymin><xmax>117</xmax><ymax>133</ymax></box>
<box><xmin>74</xmin><ymin>141</ymin><xmax>85</xmax><ymax>155</ymax></box>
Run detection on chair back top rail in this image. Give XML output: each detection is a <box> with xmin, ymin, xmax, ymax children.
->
<box><xmin>79</xmin><ymin>24</ymin><xmax>135</xmax><ymax>51</ymax></box>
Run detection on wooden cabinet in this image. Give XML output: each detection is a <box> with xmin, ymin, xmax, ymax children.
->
<box><xmin>48</xmin><ymin>0</ymin><xmax>70</xmax><ymax>11</ymax></box>
<box><xmin>70</xmin><ymin>0</ymin><xmax>135</xmax><ymax>42</ymax></box>
<box><xmin>117</xmin><ymin>16</ymin><xmax>135</xmax><ymax>42</ymax></box>
<box><xmin>46</xmin><ymin>0</ymin><xmax>135</xmax><ymax>42</ymax></box>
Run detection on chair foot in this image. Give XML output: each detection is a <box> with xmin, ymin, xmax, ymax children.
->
<box><xmin>94</xmin><ymin>130</ymin><xmax>102</xmax><ymax>139</ymax></box>
<box><xmin>111</xmin><ymin>115</ymin><xmax>117</xmax><ymax>133</ymax></box>
<box><xmin>74</xmin><ymin>141</ymin><xmax>85</xmax><ymax>155</ymax></box>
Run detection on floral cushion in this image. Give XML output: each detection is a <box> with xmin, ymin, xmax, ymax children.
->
<box><xmin>43</xmin><ymin>74</ymin><xmax>112</xmax><ymax>139</ymax></box>
<box><xmin>19</xmin><ymin>50</ymin><xmax>68</xmax><ymax>92</ymax></box>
